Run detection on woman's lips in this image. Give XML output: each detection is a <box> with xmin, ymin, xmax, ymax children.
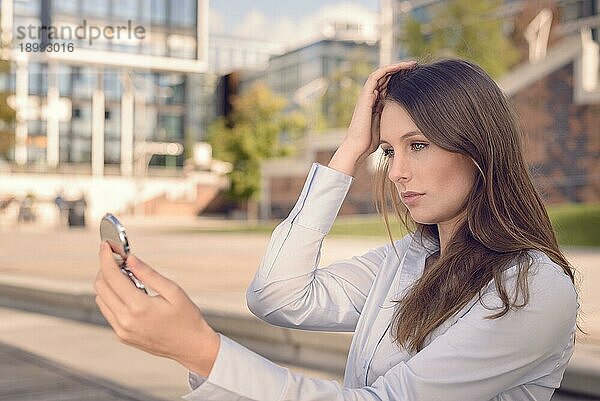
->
<box><xmin>402</xmin><ymin>193</ymin><xmax>424</xmax><ymax>205</ymax></box>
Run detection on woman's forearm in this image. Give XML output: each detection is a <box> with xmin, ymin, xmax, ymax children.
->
<box><xmin>328</xmin><ymin>143</ymin><xmax>363</xmax><ymax>177</ymax></box>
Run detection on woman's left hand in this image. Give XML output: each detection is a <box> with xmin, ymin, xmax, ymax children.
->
<box><xmin>94</xmin><ymin>242</ymin><xmax>220</xmax><ymax>377</ymax></box>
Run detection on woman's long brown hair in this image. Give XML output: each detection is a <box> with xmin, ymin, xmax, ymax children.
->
<box><xmin>374</xmin><ymin>59</ymin><xmax>581</xmax><ymax>353</ymax></box>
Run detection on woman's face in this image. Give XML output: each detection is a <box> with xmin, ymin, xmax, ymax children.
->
<box><xmin>379</xmin><ymin>101</ymin><xmax>477</xmax><ymax>229</ymax></box>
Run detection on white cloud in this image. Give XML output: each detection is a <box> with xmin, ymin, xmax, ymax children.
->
<box><xmin>233</xmin><ymin>9</ymin><xmax>267</xmax><ymax>37</ymax></box>
<box><xmin>215</xmin><ymin>2</ymin><xmax>378</xmax><ymax>50</ymax></box>
<box><xmin>209</xmin><ymin>8</ymin><xmax>227</xmax><ymax>34</ymax></box>
<box><xmin>293</xmin><ymin>2</ymin><xmax>379</xmax><ymax>47</ymax></box>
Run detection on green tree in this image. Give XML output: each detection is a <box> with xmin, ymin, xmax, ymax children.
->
<box><xmin>207</xmin><ymin>82</ymin><xmax>306</xmax><ymax>221</ymax></box>
<box><xmin>403</xmin><ymin>0</ymin><xmax>519</xmax><ymax>78</ymax></box>
<box><xmin>0</xmin><ymin>27</ymin><xmax>15</xmax><ymax>160</ymax></box>
<box><xmin>321</xmin><ymin>54</ymin><xmax>376</xmax><ymax>128</ymax></box>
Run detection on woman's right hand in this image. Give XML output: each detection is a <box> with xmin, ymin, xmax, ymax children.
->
<box><xmin>342</xmin><ymin>61</ymin><xmax>417</xmax><ymax>162</ymax></box>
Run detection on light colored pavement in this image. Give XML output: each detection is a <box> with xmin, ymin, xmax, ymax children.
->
<box><xmin>0</xmin><ymin>337</ymin><xmax>165</xmax><ymax>401</ymax></box>
<box><xmin>0</xmin><ymin>306</ymin><xmax>594</xmax><ymax>401</ymax></box>
<box><xmin>0</xmin><ymin>307</ymin><xmax>342</xmax><ymax>400</ymax></box>
<box><xmin>0</xmin><ymin>219</ymin><xmax>598</xmax><ymax>399</ymax></box>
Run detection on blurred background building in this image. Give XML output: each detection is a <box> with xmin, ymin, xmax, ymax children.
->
<box><xmin>0</xmin><ymin>0</ymin><xmax>230</xmax><ymax>225</ymax></box>
<box><xmin>2</xmin><ymin>0</ymin><xmax>206</xmax><ymax>171</ymax></box>
<box><xmin>380</xmin><ymin>0</ymin><xmax>599</xmax><ymax>62</ymax></box>
<box><xmin>259</xmin><ymin>0</ymin><xmax>600</xmax><ymax>219</ymax></box>
<box><xmin>0</xmin><ymin>0</ymin><xmax>598</xmax><ymax>224</ymax></box>
<box><xmin>214</xmin><ymin>7</ymin><xmax>379</xmax><ymax>124</ymax></box>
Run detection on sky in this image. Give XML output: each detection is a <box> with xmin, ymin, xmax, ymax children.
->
<box><xmin>209</xmin><ymin>0</ymin><xmax>379</xmax><ymax>47</ymax></box>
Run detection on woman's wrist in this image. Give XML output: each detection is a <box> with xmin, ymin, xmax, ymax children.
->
<box><xmin>328</xmin><ymin>143</ymin><xmax>365</xmax><ymax>177</ymax></box>
<box><xmin>177</xmin><ymin>328</ymin><xmax>221</xmax><ymax>378</ymax></box>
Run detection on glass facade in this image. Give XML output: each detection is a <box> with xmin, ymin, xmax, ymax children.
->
<box><xmin>261</xmin><ymin>40</ymin><xmax>379</xmax><ymax>101</ymax></box>
<box><xmin>70</xmin><ymin>102</ymin><xmax>92</xmax><ymax>163</ymax></box>
<box><xmin>5</xmin><ymin>0</ymin><xmax>204</xmax><ymax>170</ymax></box>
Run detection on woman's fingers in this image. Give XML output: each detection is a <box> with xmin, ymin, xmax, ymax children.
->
<box><xmin>375</xmin><ymin>62</ymin><xmax>414</xmax><ymax>93</ymax></box>
<box><xmin>375</xmin><ymin>72</ymin><xmax>393</xmax><ymax>89</ymax></box>
<box><xmin>370</xmin><ymin>61</ymin><xmax>416</xmax><ymax>85</ymax></box>
<box><xmin>95</xmin><ymin>293</ymin><xmax>127</xmax><ymax>341</ymax></box>
<box><xmin>94</xmin><ymin>270</ymin><xmax>129</xmax><ymax>321</ymax></box>
<box><xmin>98</xmin><ymin>242</ymin><xmax>145</xmax><ymax>304</ymax></box>
<box><xmin>363</xmin><ymin>61</ymin><xmax>416</xmax><ymax>110</ymax></box>
<box><xmin>372</xmin><ymin>89</ymin><xmax>379</xmax><ymax>108</ymax></box>
<box><xmin>376</xmin><ymin>75</ymin><xmax>393</xmax><ymax>95</ymax></box>
<box><xmin>127</xmin><ymin>255</ymin><xmax>182</xmax><ymax>304</ymax></box>
<box><xmin>360</xmin><ymin>61</ymin><xmax>415</xmax><ymax>104</ymax></box>
<box><xmin>342</xmin><ymin>60</ymin><xmax>417</xmax><ymax>161</ymax></box>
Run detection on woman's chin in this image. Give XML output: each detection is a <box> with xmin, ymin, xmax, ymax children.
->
<box><xmin>409</xmin><ymin>212</ymin><xmax>437</xmax><ymax>226</ymax></box>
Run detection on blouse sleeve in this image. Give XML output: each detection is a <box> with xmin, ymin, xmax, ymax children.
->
<box><xmin>185</xmin><ymin>261</ymin><xmax>577</xmax><ymax>401</ymax></box>
<box><xmin>246</xmin><ymin>162</ymin><xmax>393</xmax><ymax>332</ymax></box>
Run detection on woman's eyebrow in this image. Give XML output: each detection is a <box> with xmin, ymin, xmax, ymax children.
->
<box><xmin>380</xmin><ymin>131</ymin><xmax>423</xmax><ymax>145</ymax></box>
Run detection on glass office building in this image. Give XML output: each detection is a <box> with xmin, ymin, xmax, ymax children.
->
<box><xmin>0</xmin><ymin>0</ymin><xmax>209</xmax><ymax>175</ymax></box>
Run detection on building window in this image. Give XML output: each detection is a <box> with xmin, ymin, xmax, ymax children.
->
<box><xmin>169</xmin><ymin>0</ymin><xmax>196</xmax><ymax>27</ymax></box>
<box><xmin>13</xmin><ymin>0</ymin><xmax>40</xmax><ymax>16</ymax></box>
<box><xmin>59</xmin><ymin>121</ymin><xmax>71</xmax><ymax>163</ymax></box>
<box><xmin>113</xmin><ymin>0</ymin><xmax>138</xmax><ymax>21</ymax></box>
<box><xmin>27</xmin><ymin>120</ymin><xmax>41</xmax><ymax>135</ymax></box>
<box><xmin>72</xmin><ymin>67</ymin><xmax>96</xmax><ymax>99</ymax></box>
<box><xmin>104</xmin><ymin>107</ymin><xmax>121</xmax><ymax>139</ymax></box>
<box><xmin>28</xmin><ymin>62</ymin><xmax>41</xmax><ymax>94</ymax></box>
<box><xmin>140</xmin><ymin>0</ymin><xmax>152</xmax><ymax>23</ymax></box>
<box><xmin>82</xmin><ymin>0</ymin><xmax>109</xmax><ymax>18</ymax></box>
<box><xmin>158</xmin><ymin>73</ymin><xmax>185</xmax><ymax>104</ymax></box>
<box><xmin>27</xmin><ymin>63</ymin><xmax>48</xmax><ymax>96</ymax></box>
<box><xmin>104</xmin><ymin>139</ymin><xmax>121</xmax><ymax>164</ymax></box>
<box><xmin>104</xmin><ymin>69</ymin><xmax>122</xmax><ymax>100</ymax></box>
<box><xmin>71</xmin><ymin>103</ymin><xmax>92</xmax><ymax>138</ymax></box>
<box><xmin>71</xmin><ymin>138</ymin><xmax>92</xmax><ymax>163</ymax></box>
<box><xmin>157</xmin><ymin>114</ymin><xmax>183</xmax><ymax>141</ymax></box>
<box><xmin>58</xmin><ymin>65</ymin><xmax>72</xmax><ymax>96</ymax></box>
<box><xmin>151</xmin><ymin>0</ymin><xmax>167</xmax><ymax>25</ymax></box>
<box><xmin>54</xmin><ymin>0</ymin><xmax>79</xmax><ymax>14</ymax></box>
<box><xmin>40</xmin><ymin>63</ymin><xmax>48</xmax><ymax>94</ymax></box>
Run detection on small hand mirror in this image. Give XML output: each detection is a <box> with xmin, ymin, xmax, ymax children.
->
<box><xmin>99</xmin><ymin>213</ymin><xmax>147</xmax><ymax>294</ymax></box>
<box><xmin>100</xmin><ymin>213</ymin><xmax>130</xmax><ymax>263</ymax></box>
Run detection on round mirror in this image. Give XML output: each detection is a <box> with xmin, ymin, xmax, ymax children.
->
<box><xmin>99</xmin><ymin>213</ymin><xmax>130</xmax><ymax>262</ymax></box>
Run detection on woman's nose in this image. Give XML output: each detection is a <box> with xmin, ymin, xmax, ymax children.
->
<box><xmin>388</xmin><ymin>157</ymin><xmax>410</xmax><ymax>183</ymax></box>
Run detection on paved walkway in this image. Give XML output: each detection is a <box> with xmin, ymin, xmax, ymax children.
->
<box><xmin>0</xmin><ymin>339</ymin><xmax>164</xmax><ymax>401</ymax></box>
<box><xmin>0</xmin><ymin>307</ymin><xmax>341</xmax><ymax>401</ymax></box>
<box><xmin>0</xmin><ymin>219</ymin><xmax>598</xmax><ymax>400</ymax></box>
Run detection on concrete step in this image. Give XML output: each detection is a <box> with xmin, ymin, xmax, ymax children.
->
<box><xmin>1</xmin><ymin>274</ymin><xmax>599</xmax><ymax>398</ymax></box>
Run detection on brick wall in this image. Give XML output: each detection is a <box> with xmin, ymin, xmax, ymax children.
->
<box><xmin>267</xmin><ymin>150</ymin><xmax>381</xmax><ymax>218</ymax></box>
<box><xmin>511</xmin><ymin>63</ymin><xmax>600</xmax><ymax>203</ymax></box>
<box><xmin>143</xmin><ymin>183</ymin><xmax>224</xmax><ymax>216</ymax></box>
<box><xmin>269</xmin><ymin>176</ymin><xmax>307</xmax><ymax>218</ymax></box>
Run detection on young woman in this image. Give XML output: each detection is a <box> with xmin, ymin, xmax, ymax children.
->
<box><xmin>95</xmin><ymin>59</ymin><xmax>579</xmax><ymax>401</ymax></box>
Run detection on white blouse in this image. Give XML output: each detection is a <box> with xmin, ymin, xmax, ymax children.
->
<box><xmin>183</xmin><ymin>162</ymin><xmax>578</xmax><ymax>401</ymax></box>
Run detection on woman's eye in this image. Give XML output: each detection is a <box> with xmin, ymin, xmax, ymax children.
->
<box><xmin>381</xmin><ymin>148</ymin><xmax>394</xmax><ymax>158</ymax></box>
<box><xmin>410</xmin><ymin>143</ymin><xmax>428</xmax><ymax>151</ymax></box>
